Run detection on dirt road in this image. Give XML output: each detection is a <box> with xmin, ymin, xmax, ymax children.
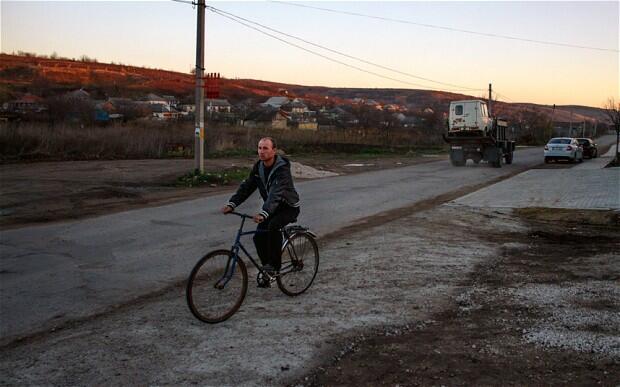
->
<box><xmin>1</xmin><ymin>204</ymin><xmax>617</xmax><ymax>385</ymax></box>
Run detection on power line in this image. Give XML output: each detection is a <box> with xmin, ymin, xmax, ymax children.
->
<box><xmin>207</xmin><ymin>6</ymin><xmax>482</xmax><ymax>92</ymax></box>
<box><xmin>206</xmin><ymin>7</ymin><xmax>480</xmax><ymax>93</ymax></box>
<box><xmin>210</xmin><ymin>6</ymin><xmax>483</xmax><ymax>92</ymax></box>
<box><xmin>272</xmin><ymin>1</ymin><xmax>619</xmax><ymax>53</ymax></box>
<box><xmin>494</xmin><ymin>91</ymin><xmax>517</xmax><ymax>103</ymax></box>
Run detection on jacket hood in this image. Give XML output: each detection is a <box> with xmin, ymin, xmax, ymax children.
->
<box><xmin>259</xmin><ymin>155</ymin><xmax>289</xmax><ymax>186</ymax></box>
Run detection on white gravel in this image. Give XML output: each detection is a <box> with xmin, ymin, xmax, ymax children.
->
<box><xmin>508</xmin><ymin>281</ymin><xmax>620</xmax><ymax>358</ymax></box>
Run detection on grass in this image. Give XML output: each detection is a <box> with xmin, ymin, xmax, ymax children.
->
<box><xmin>176</xmin><ymin>168</ymin><xmax>250</xmax><ymax>188</ymax></box>
<box><xmin>1</xmin><ymin>121</ymin><xmax>446</xmax><ymax>163</ymax></box>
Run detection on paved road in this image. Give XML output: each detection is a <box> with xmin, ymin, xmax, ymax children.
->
<box><xmin>0</xmin><ymin>135</ymin><xmax>616</xmax><ymax>342</ymax></box>
<box><xmin>453</xmin><ymin>143</ymin><xmax>620</xmax><ymax>210</ymax></box>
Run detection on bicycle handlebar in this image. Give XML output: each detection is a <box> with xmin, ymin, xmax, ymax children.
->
<box><xmin>230</xmin><ymin>211</ymin><xmax>253</xmax><ymax>219</ymax></box>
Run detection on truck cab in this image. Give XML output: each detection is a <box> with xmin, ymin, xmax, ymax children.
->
<box><xmin>449</xmin><ymin>100</ymin><xmax>492</xmax><ymax>134</ymax></box>
<box><xmin>444</xmin><ymin>99</ymin><xmax>515</xmax><ymax>167</ymax></box>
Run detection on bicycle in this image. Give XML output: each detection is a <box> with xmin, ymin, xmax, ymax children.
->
<box><xmin>186</xmin><ymin>211</ymin><xmax>319</xmax><ymax>323</ymax></box>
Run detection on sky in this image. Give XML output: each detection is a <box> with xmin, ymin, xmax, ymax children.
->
<box><xmin>1</xmin><ymin>1</ymin><xmax>618</xmax><ymax>107</ymax></box>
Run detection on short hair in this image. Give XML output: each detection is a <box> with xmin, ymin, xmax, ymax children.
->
<box><xmin>259</xmin><ymin>137</ymin><xmax>277</xmax><ymax>149</ymax></box>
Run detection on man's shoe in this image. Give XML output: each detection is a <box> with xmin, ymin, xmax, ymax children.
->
<box><xmin>257</xmin><ymin>280</ymin><xmax>271</xmax><ymax>288</ymax></box>
<box><xmin>262</xmin><ymin>264</ymin><xmax>277</xmax><ymax>275</ymax></box>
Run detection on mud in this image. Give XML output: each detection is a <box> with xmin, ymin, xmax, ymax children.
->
<box><xmin>294</xmin><ymin>207</ymin><xmax>619</xmax><ymax>386</ymax></box>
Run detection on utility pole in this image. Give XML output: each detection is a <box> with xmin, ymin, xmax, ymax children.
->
<box><xmin>582</xmin><ymin>121</ymin><xmax>585</xmax><ymax>137</ymax></box>
<box><xmin>488</xmin><ymin>83</ymin><xmax>492</xmax><ymax>117</ymax></box>
<box><xmin>569</xmin><ymin>110</ymin><xmax>573</xmax><ymax>137</ymax></box>
<box><xmin>551</xmin><ymin>104</ymin><xmax>556</xmax><ymax>136</ymax></box>
<box><xmin>194</xmin><ymin>0</ymin><xmax>205</xmax><ymax>173</ymax></box>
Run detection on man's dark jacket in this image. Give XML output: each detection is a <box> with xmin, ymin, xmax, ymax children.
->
<box><xmin>226</xmin><ymin>155</ymin><xmax>300</xmax><ymax>219</ymax></box>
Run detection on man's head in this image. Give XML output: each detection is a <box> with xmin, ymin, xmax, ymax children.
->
<box><xmin>258</xmin><ymin>137</ymin><xmax>277</xmax><ymax>165</ymax></box>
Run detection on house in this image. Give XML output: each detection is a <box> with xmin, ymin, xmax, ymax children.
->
<box><xmin>261</xmin><ymin>96</ymin><xmax>290</xmax><ymax>108</ymax></box>
<box><xmin>205</xmin><ymin>99</ymin><xmax>232</xmax><ymax>113</ymax></box>
<box><xmin>142</xmin><ymin>93</ymin><xmax>169</xmax><ymax>106</ymax></box>
<box><xmin>242</xmin><ymin>108</ymin><xmax>289</xmax><ymax>129</ymax></box>
<box><xmin>162</xmin><ymin>95</ymin><xmax>178</xmax><ymax>107</ymax></box>
<box><xmin>178</xmin><ymin>104</ymin><xmax>196</xmax><ymax>113</ymax></box>
<box><xmin>65</xmin><ymin>88</ymin><xmax>91</xmax><ymax>101</ymax></box>
<box><xmin>149</xmin><ymin>104</ymin><xmax>180</xmax><ymax>120</ymax></box>
<box><xmin>384</xmin><ymin>104</ymin><xmax>404</xmax><ymax>112</ymax></box>
<box><xmin>281</xmin><ymin>99</ymin><xmax>308</xmax><ymax>114</ymax></box>
<box><xmin>365</xmin><ymin>99</ymin><xmax>383</xmax><ymax>110</ymax></box>
<box><xmin>3</xmin><ymin>94</ymin><xmax>46</xmax><ymax>113</ymax></box>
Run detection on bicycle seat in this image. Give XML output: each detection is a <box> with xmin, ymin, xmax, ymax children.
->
<box><xmin>281</xmin><ymin>225</ymin><xmax>317</xmax><ymax>239</ymax></box>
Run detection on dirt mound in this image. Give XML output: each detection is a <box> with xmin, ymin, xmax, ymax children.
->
<box><xmin>290</xmin><ymin>161</ymin><xmax>339</xmax><ymax>179</ymax></box>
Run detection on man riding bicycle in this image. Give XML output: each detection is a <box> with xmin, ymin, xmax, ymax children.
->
<box><xmin>221</xmin><ymin>137</ymin><xmax>300</xmax><ymax>286</ymax></box>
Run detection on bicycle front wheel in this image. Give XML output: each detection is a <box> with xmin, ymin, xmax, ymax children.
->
<box><xmin>186</xmin><ymin>249</ymin><xmax>248</xmax><ymax>323</ymax></box>
<box><xmin>277</xmin><ymin>232</ymin><xmax>319</xmax><ymax>296</ymax></box>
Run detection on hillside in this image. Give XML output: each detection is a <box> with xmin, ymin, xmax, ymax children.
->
<box><xmin>0</xmin><ymin>53</ymin><xmax>605</xmax><ymax>123</ymax></box>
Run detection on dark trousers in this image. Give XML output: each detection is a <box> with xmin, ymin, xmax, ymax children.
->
<box><xmin>253</xmin><ymin>205</ymin><xmax>300</xmax><ymax>271</ymax></box>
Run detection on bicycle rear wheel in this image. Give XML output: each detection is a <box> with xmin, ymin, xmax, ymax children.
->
<box><xmin>186</xmin><ymin>249</ymin><xmax>248</xmax><ymax>323</ymax></box>
<box><xmin>277</xmin><ymin>232</ymin><xmax>319</xmax><ymax>296</ymax></box>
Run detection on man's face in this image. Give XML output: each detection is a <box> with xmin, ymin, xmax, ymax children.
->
<box><xmin>258</xmin><ymin>139</ymin><xmax>276</xmax><ymax>162</ymax></box>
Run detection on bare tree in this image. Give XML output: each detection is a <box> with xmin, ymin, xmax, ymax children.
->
<box><xmin>603</xmin><ymin>98</ymin><xmax>620</xmax><ymax>160</ymax></box>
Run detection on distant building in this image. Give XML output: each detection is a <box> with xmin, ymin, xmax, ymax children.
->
<box><xmin>261</xmin><ymin>96</ymin><xmax>290</xmax><ymax>108</ymax></box>
<box><xmin>205</xmin><ymin>99</ymin><xmax>232</xmax><ymax>113</ymax></box>
<box><xmin>3</xmin><ymin>93</ymin><xmax>46</xmax><ymax>113</ymax></box>
<box><xmin>242</xmin><ymin>108</ymin><xmax>289</xmax><ymax>129</ymax></box>
<box><xmin>143</xmin><ymin>93</ymin><xmax>169</xmax><ymax>106</ymax></box>
<box><xmin>149</xmin><ymin>104</ymin><xmax>180</xmax><ymax>120</ymax></box>
<box><xmin>281</xmin><ymin>99</ymin><xmax>308</xmax><ymax>114</ymax></box>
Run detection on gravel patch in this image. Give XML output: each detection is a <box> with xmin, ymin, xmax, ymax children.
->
<box><xmin>508</xmin><ymin>281</ymin><xmax>620</xmax><ymax>357</ymax></box>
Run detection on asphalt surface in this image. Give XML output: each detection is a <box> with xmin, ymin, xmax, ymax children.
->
<box><xmin>0</xmin><ymin>135</ymin><xmax>616</xmax><ymax>343</ymax></box>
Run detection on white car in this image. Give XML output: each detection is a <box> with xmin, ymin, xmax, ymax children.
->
<box><xmin>544</xmin><ymin>137</ymin><xmax>583</xmax><ymax>163</ymax></box>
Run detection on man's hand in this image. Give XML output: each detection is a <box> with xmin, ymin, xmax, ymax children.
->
<box><xmin>221</xmin><ymin>205</ymin><xmax>233</xmax><ymax>214</ymax></box>
<box><xmin>253</xmin><ymin>214</ymin><xmax>265</xmax><ymax>223</ymax></box>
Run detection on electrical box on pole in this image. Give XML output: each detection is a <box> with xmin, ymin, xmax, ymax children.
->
<box><xmin>204</xmin><ymin>73</ymin><xmax>221</xmax><ymax>99</ymax></box>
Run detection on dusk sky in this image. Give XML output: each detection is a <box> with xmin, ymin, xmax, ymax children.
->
<box><xmin>2</xmin><ymin>1</ymin><xmax>618</xmax><ymax>107</ymax></box>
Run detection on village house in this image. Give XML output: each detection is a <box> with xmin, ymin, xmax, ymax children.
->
<box><xmin>261</xmin><ymin>96</ymin><xmax>290</xmax><ymax>109</ymax></box>
<box><xmin>242</xmin><ymin>108</ymin><xmax>289</xmax><ymax>129</ymax></box>
<box><xmin>142</xmin><ymin>93</ymin><xmax>172</xmax><ymax>106</ymax></box>
<box><xmin>149</xmin><ymin>104</ymin><xmax>180</xmax><ymax>120</ymax></box>
<box><xmin>3</xmin><ymin>93</ymin><xmax>46</xmax><ymax>113</ymax></box>
<box><xmin>205</xmin><ymin>99</ymin><xmax>232</xmax><ymax>113</ymax></box>
<box><xmin>281</xmin><ymin>99</ymin><xmax>308</xmax><ymax>114</ymax></box>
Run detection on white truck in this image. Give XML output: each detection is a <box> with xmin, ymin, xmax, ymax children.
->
<box><xmin>443</xmin><ymin>99</ymin><xmax>515</xmax><ymax>167</ymax></box>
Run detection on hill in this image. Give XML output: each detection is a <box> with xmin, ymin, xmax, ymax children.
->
<box><xmin>0</xmin><ymin>53</ymin><xmax>606</xmax><ymax>124</ymax></box>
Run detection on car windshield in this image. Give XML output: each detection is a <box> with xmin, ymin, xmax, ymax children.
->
<box><xmin>549</xmin><ymin>138</ymin><xmax>571</xmax><ymax>144</ymax></box>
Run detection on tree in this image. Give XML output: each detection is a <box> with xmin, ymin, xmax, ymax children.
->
<box><xmin>603</xmin><ymin>98</ymin><xmax>620</xmax><ymax>161</ymax></box>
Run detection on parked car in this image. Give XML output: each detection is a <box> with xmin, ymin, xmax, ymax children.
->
<box><xmin>544</xmin><ymin>137</ymin><xmax>583</xmax><ymax>163</ymax></box>
<box><xmin>576</xmin><ymin>138</ymin><xmax>598</xmax><ymax>159</ymax></box>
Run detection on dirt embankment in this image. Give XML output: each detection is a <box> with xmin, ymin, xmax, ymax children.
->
<box><xmin>294</xmin><ymin>207</ymin><xmax>620</xmax><ymax>386</ymax></box>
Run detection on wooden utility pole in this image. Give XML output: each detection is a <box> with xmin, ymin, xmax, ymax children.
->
<box><xmin>488</xmin><ymin>83</ymin><xmax>492</xmax><ymax>117</ymax></box>
<box><xmin>194</xmin><ymin>0</ymin><xmax>205</xmax><ymax>173</ymax></box>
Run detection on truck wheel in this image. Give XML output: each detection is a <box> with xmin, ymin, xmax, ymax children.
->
<box><xmin>492</xmin><ymin>158</ymin><xmax>502</xmax><ymax>168</ymax></box>
<box><xmin>544</xmin><ymin>157</ymin><xmax>550</xmax><ymax>164</ymax></box>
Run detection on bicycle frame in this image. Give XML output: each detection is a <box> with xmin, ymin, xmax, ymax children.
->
<box><xmin>217</xmin><ymin>212</ymin><xmax>302</xmax><ymax>288</ymax></box>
